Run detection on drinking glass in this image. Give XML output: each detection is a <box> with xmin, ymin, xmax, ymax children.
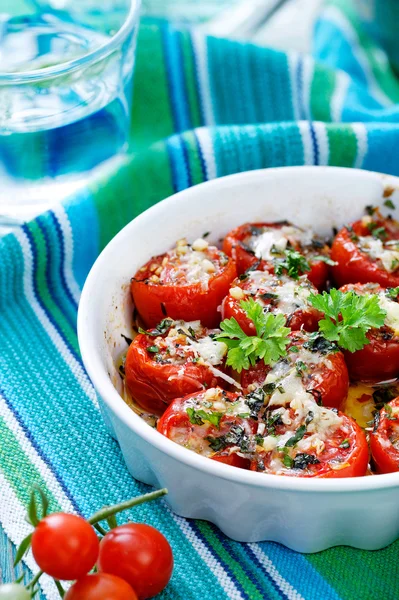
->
<box><xmin>0</xmin><ymin>0</ymin><xmax>140</xmax><ymax>227</ymax></box>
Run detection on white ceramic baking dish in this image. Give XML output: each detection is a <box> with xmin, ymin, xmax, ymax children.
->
<box><xmin>78</xmin><ymin>166</ymin><xmax>399</xmax><ymax>552</ymax></box>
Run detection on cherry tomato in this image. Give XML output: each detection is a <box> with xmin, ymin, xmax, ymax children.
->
<box><xmin>125</xmin><ymin>322</ymin><xmax>225</xmax><ymax>415</ymax></box>
<box><xmin>157</xmin><ymin>388</ymin><xmax>257</xmax><ymax>467</ymax></box>
<box><xmin>241</xmin><ymin>332</ymin><xmax>349</xmax><ymax>410</ymax></box>
<box><xmin>222</xmin><ymin>222</ymin><xmax>329</xmax><ymax>289</ymax></box>
<box><xmin>222</xmin><ymin>271</ymin><xmax>321</xmax><ymax>335</ymax></box>
<box><xmin>31</xmin><ymin>514</ymin><xmax>99</xmax><ymax>581</ymax></box>
<box><xmin>251</xmin><ymin>412</ymin><xmax>369</xmax><ymax>478</ymax></box>
<box><xmin>98</xmin><ymin>524</ymin><xmax>173</xmax><ymax>600</ymax></box>
<box><xmin>131</xmin><ymin>240</ymin><xmax>236</xmax><ymax>329</ymax></box>
<box><xmin>65</xmin><ymin>574</ymin><xmax>138</xmax><ymax>600</ymax></box>
<box><xmin>370</xmin><ymin>397</ymin><xmax>399</xmax><ymax>473</ymax></box>
<box><xmin>0</xmin><ymin>584</ymin><xmax>30</xmax><ymax>600</ymax></box>
<box><xmin>331</xmin><ymin>214</ymin><xmax>399</xmax><ymax>287</ymax></box>
<box><xmin>339</xmin><ymin>283</ymin><xmax>399</xmax><ymax>381</ymax></box>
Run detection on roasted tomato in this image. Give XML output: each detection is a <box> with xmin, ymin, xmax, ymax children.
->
<box><xmin>222</xmin><ymin>271</ymin><xmax>322</xmax><ymax>335</ymax></box>
<box><xmin>370</xmin><ymin>397</ymin><xmax>399</xmax><ymax>473</ymax></box>
<box><xmin>157</xmin><ymin>388</ymin><xmax>257</xmax><ymax>468</ymax></box>
<box><xmin>125</xmin><ymin>320</ymin><xmax>230</xmax><ymax>415</ymax></box>
<box><xmin>222</xmin><ymin>222</ymin><xmax>330</xmax><ymax>289</ymax></box>
<box><xmin>339</xmin><ymin>283</ymin><xmax>399</xmax><ymax>381</ymax></box>
<box><xmin>131</xmin><ymin>237</ymin><xmax>236</xmax><ymax>329</ymax></box>
<box><xmin>331</xmin><ymin>211</ymin><xmax>399</xmax><ymax>287</ymax></box>
<box><xmin>241</xmin><ymin>331</ymin><xmax>349</xmax><ymax>411</ymax></box>
<box><xmin>250</xmin><ymin>407</ymin><xmax>368</xmax><ymax>478</ymax></box>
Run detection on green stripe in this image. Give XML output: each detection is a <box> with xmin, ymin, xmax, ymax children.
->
<box><xmin>0</xmin><ymin>417</ymin><xmax>61</xmax><ymax>512</ymax></box>
<box><xmin>180</xmin><ymin>31</ymin><xmax>203</xmax><ymax>129</ymax></box>
<box><xmin>182</xmin><ymin>131</ymin><xmax>206</xmax><ymax>185</ymax></box>
<box><xmin>26</xmin><ymin>222</ymin><xmax>79</xmax><ymax>355</ymax></box>
<box><xmin>92</xmin><ymin>143</ymin><xmax>174</xmax><ymax>251</ymax></box>
<box><xmin>327</xmin><ymin>124</ymin><xmax>358</xmax><ymax>166</ymax></box>
<box><xmin>307</xmin><ymin>543</ymin><xmax>399</xmax><ymax>600</ymax></box>
<box><xmin>311</xmin><ymin>66</ymin><xmax>336</xmax><ymax>121</ymax></box>
<box><xmin>130</xmin><ymin>25</ymin><xmax>175</xmax><ymax>149</ymax></box>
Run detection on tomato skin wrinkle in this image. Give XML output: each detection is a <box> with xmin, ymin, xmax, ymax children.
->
<box><xmin>65</xmin><ymin>573</ymin><xmax>138</xmax><ymax>600</ymax></box>
<box><xmin>98</xmin><ymin>523</ymin><xmax>173</xmax><ymax>600</ymax></box>
<box><xmin>371</xmin><ymin>397</ymin><xmax>399</xmax><ymax>473</ymax></box>
<box><xmin>31</xmin><ymin>513</ymin><xmax>99</xmax><ymax>581</ymax></box>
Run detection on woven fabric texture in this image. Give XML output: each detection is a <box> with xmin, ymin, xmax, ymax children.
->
<box><xmin>1</xmin><ymin>1</ymin><xmax>399</xmax><ymax>598</ymax></box>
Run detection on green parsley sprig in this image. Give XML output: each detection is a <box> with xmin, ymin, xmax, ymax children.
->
<box><xmin>215</xmin><ymin>298</ymin><xmax>290</xmax><ymax>372</ymax></box>
<box><xmin>309</xmin><ymin>289</ymin><xmax>386</xmax><ymax>353</ymax></box>
<box><xmin>274</xmin><ymin>249</ymin><xmax>310</xmax><ymax>280</ymax></box>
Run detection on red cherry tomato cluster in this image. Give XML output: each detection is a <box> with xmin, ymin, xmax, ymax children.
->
<box><xmin>30</xmin><ymin>515</ymin><xmax>173</xmax><ymax>599</ymax></box>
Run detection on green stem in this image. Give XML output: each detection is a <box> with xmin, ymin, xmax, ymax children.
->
<box><xmin>28</xmin><ymin>570</ymin><xmax>43</xmax><ymax>589</ymax></box>
<box><xmin>106</xmin><ymin>514</ymin><xmax>118</xmax><ymax>529</ymax></box>
<box><xmin>54</xmin><ymin>580</ymin><xmax>65</xmax><ymax>598</ymax></box>
<box><xmin>88</xmin><ymin>488</ymin><xmax>167</xmax><ymax>525</ymax></box>
<box><xmin>93</xmin><ymin>522</ymin><xmax>107</xmax><ymax>536</ymax></box>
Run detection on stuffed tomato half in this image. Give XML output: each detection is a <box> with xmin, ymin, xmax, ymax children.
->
<box><xmin>370</xmin><ymin>397</ymin><xmax>399</xmax><ymax>474</ymax></box>
<box><xmin>222</xmin><ymin>221</ymin><xmax>331</xmax><ymax>290</ymax></box>
<box><xmin>131</xmin><ymin>237</ymin><xmax>236</xmax><ymax>329</ymax></box>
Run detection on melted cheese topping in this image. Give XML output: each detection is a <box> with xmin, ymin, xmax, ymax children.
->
<box><xmin>249</xmin><ymin>225</ymin><xmax>315</xmax><ymax>260</ymax></box>
<box><xmin>244</xmin><ymin>272</ymin><xmax>313</xmax><ymax>315</ymax></box>
<box><xmin>358</xmin><ymin>236</ymin><xmax>399</xmax><ymax>272</ymax></box>
<box><xmin>378</xmin><ymin>293</ymin><xmax>399</xmax><ymax>335</ymax></box>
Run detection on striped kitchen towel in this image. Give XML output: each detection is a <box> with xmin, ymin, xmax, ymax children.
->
<box><xmin>1</xmin><ymin>1</ymin><xmax>399</xmax><ymax>598</ymax></box>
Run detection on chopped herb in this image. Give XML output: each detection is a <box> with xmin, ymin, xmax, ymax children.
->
<box><xmin>202</xmin><ymin>231</ymin><xmax>210</xmax><ymax>238</ymax></box>
<box><xmin>139</xmin><ymin>318</ymin><xmax>174</xmax><ymax>337</ymax></box>
<box><xmin>292</xmin><ymin>453</ymin><xmax>320</xmax><ymax>470</ymax></box>
<box><xmin>215</xmin><ymin>298</ymin><xmax>290</xmax><ymax>372</ymax></box>
<box><xmin>238</xmin><ymin>412</ymin><xmax>250</xmax><ymax>418</ymax></box>
<box><xmin>372</xmin><ymin>385</ymin><xmax>397</xmax><ymax>411</ymax></box>
<box><xmin>295</xmin><ymin>360</ymin><xmax>307</xmax><ymax>377</ymax></box>
<box><xmin>303</xmin><ymin>332</ymin><xmax>339</xmax><ymax>355</ymax></box>
<box><xmin>384</xmin><ymin>199</ymin><xmax>396</xmax><ymax>210</ymax></box>
<box><xmin>263</xmin><ymin>382</ymin><xmax>276</xmax><ymax>395</ymax></box>
<box><xmin>274</xmin><ymin>250</ymin><xmax>310</xmax><ymax>280</ymax></box>
<box><xmin>313</xmin><ymin>255</ymin><xmax>337</xmax><ymax>266</ymax></box>
<box><xmin>384</xmin><ymin>403</ymin><xmax>396</xmax><ymax>420</ymax></box>
<box><xmin>372</xmin><ymin>226</ymin><xmax>387</xmax><ymax>240</ymax></box>
<box><xmin>289</xmin><ymin>345</ymin><xmax>300</xmax><ymax>353</ymax></box>
<box><xmin>391</xmin><ymin>259</ymin><xmax>399</xmax><ymax>272</ymax></box>
<box><xmin>205</xmin><ymin>436</ymin><xmax>226</xmax><ymax>452</ymax></box>
<box><xmin>147</xmin><ymin>345</ymin><xmax>159</xmax><ymax>353</ymax></box>
<box><xmin>308</xmin><ymin>289</ymin><xmax>386</xmax><ymax>353</ymax></box>
<box><xmin>255</xmin><ymin>434</ymin><xmax>264</xmax><ymax>446</ymax></box>
<box><xmin>264</xmin><ymin>411</ymin><xmax>283</xmax><ymax>435</ymax></box>
<box><xmin>373</xmin><ymin>411</ymin><xmax>381</xmax><ymax>432</ymax></box>
<box><xmin>283</xmin><ymin>454</ymin><xmax>294</xmax><ymax>468</ymax></box>
<box><xmin>365</xmin><ymin>205</ymin><xmax>376</xmax><ymax>216</ymax></box>
<box><xmin>386</xmin><ymin>287</ymin><xmax>399</xmax><ymax>301</ymax></box>
<box><xmin>206</xmin><ymin>425</ymin><xmax>248</xmax><ymax>452</ymax></box>
<box><xmin>305</xmin><ymin>411</ymin><xmax>314</xmax><ymax>426</ymax></box>
<box><xmin>285</xmin><ymin>425</ymin><xmax>307</xmax><ymax>448</ymax></box>
<box><xmin>346</xmin><ymin>225</ymin><xmax>359</xmax><ymax>242</ymax></box>
<box><xmin>239</xmin><ymin>260</ymin><xmax>261</xmax><ymax>281</ymax></box>
<box><xmin>245</xmin><ymin>388</ymin><xmax>265</xmax><ymax>418</ymax></box>
<box><xmin>121</xmin><ymin>334</ymin><xmax>133</xmax><ymax>346</ymax></box>
<box><xmin>187</xmin><ymin>408</ymin><xmax>223</xmax><ymax>429</ymax></box>
<box><xmin>260</xmin><ymin>292</ymin><xmax>279</xmax><ymax>301</ymax></box>
<box><xmin>339</xmin><ymin>439</ymin><xmax>350</xmax><ymax>449</ymax></box>
<box><xmin>307</xmin><ymin>388</ymin><xmax>323</xmax><ymax>406</ymax></box>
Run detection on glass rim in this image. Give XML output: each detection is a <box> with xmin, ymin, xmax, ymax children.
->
<box><xmin>0</xmin><ymin>0</ymin><xmax>140</xmax><ymax>83</ymax></box>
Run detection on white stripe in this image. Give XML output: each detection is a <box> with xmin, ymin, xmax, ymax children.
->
<box><xmin>298</xmin><ymin>121</ymin><xmax>314</xmax><ymax>165</ymax></box>
<box><xmin>288</xmin><ymin>52</ymin><xmax>300</xmax><ymax>121</ymax></box>
<box><xmin>0</xmin><ymin>393</ymin><xmax>75</xmax><ymax>514</ymax></box>
<box><xmin>301</xmin><ymin>56</ymin><xmax>314</xmax><ymax>120</ymax></box>
<box><xmin>51</xmin><ymin>205</ymin><xmax>81</xmax><ymax>305</ymax></box>
<box><xmin>13</xmin><ymin>228</ymin><xmax>97</xmax><ymax>405</ymax></box>
<box><xmin>331</xmin><ymin>72</ymin><xmax>350</xmax><ymax>122</ymax></box>
<box><xmin>249</xmin><ymin>544</ymin><xmax>305</xmax><ymax>600</ymax></box>
<box><xmin>352</xmin><ymin>122</ymin><xmax>368</xmax><ymax>169</ymax></box>
<box><xmin>191</xmin><ymin>30</ymin><xmax>215</xmax><ymax>126</ymax></box>
<box><xmin>322</xmin><ymin>5</ymin><xmax>391</xmax><ymax>107</ymax></box>
<box><xmin>0</xmin><ymin>473</ymin><xmax>60</xmax><ymax>600</ymax></box>
<box><xmin>172</xmin><ymin>514</ymin><xmax>244</xmax><ymax>600</ymax></box>
<box><xmin>195</xmin><ymin>127</ymin><xmax>217</xmax><ymax>180</ymax></box>
<box><xmin>312</xmin><ymin>122</ymin><xmax>329</xmax><ymax>165</ymax></box>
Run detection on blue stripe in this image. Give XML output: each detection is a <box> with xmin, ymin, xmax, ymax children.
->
<box><xmin>309</xmin><ymin>121</ymin><xmax>319</xmax><ymax>165</ymax></box>
<box><xmin>0</xmin><ymin>383</ymin><xmax>81</xmax><ymax>514</ymax></box>
<box><xmin>35</xmin><ymin>216</ymin><xmax>76</xmax><ymax>331</ymax></box>
<box><xmin>22</xmin><ymin>224</ymin><xmax>81</xmax><ymax>364</ymax></box>
<box><xmin>259</xmin><ymin>542</ymin><xmax>343</xmax><ymax>600</ymax></box>
<box><xmin>166</xmin><ymin>135</ymin><xmax>191</xmax><ymax>192</ymax></box>
<box><xmin>193</xmin><ymin>129</ymin><xmax>207</xmax><ymax>180</ymax></box>
<box><xmin>244</xmin><ymin>545</ymin><xmax>289</xmax><ymax>600</ymax></box>
<box><xmin>49</xmin><ymin>211</ymin><xmax>79</xmax><ymax>310</ymax></box>
<box><xmin>161</xmin><ymin>23</ymin><xmax>191</xmax><ymax>132</ymax></box>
